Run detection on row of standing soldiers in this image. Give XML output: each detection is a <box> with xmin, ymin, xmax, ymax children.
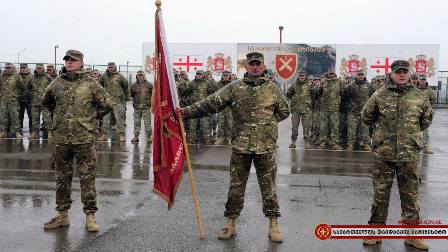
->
<box><xmin>286</xmin><ymin>69</ymin><xmax>435</xmax><ymax>153</ymax></box>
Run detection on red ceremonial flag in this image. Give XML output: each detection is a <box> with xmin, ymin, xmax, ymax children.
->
<box><xmin>152</xmin><ymin>9</ymin><xmax>185</xmax><ymax>209</ymax></box>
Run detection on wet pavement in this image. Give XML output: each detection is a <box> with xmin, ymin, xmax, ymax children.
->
<box><xmin>1</xmin><ymin>105</ymin><xmax>447</xmax><ymax>252</ymax></box>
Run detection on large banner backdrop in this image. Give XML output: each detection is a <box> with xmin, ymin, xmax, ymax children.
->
<box><xmin>143</xmin><ymin>42</ymin><xmax>439</xmax><ymax>85</ymax></box>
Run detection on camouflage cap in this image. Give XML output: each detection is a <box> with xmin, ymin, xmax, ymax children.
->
<box><xmin>180</xmin><ymin>70</ymin><xmax>187</xmax><ymax>75</ymax></box>
<box><xmin>411</xmin><ymin>74</ymin><xmax>419</xmax><ymax>80</ymax></box>
<box><xmin>46</xmin><ymin>64</ymin><xmax>55</xmax><ymax>69</ymax></box>
<box><xmin>298</xmin><ymin>70</ymin><xmax>307</xmax><ymax>76</ymax></box>
<box><xmin>390</xmin><ymin>60</ymin><xmax>409</xmax><ymax>73</ymax></box>
<box><xmin>35</xmin><ymin>63</ymin><xmax>44</xmax><ymax>68</ymax></box>
<box><xmin>63</xmin><ymin>50</ymin><xmax>84</xmax><ymax>61</ymax></box>
<box><xmin>246</xmin><ymin>52</ymin><xmax>264</xmax><ymax>64</ymax></box>
<box><xmin>222</xmin><ymin>70</ymin><xmax>231</xmax><ymax>75</ymax></box>
<box><xmin>196</xmin><ymin>70</ymin><xmax>205</xmax><ymax>75</ymax></box>
<box><xmin>419</xmin><ymin>74</ymin><xmax>427</xmax><ymax>80</ymax></box>
<box><xmin>20</xmin><ymin>63</ymin><xmax>28</xmax><ymax>67</ymax></box>
<box><xmin>5</xmin><ymin>62</ymin><xmax>13</xmax><ymax>68</ymax></box>
<box><xmin>356</xmin><ymin>70</ymin><xmax>365</xmax><ymax>76</ymax></box>
<box><xmin>107</xmin><ymin>62</ymin><xmax>116</xmax><ymax>67</ymax></box>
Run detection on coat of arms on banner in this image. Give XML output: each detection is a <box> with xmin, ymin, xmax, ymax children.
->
<box><xmin>274</xmin><ymin>53</ymin><xmax>298</xmax><ymax>81</ymax></box>
<box><xmin>340</xmin><ymin>55</ymin><xmax>367</xmax><ymax>76</ymax></box>
<box><xmin>173</xmin><ymin>55</ymin><xmax>203</xmax><ymax>73</ymax></box>
<box><xmin>206</xmin><ymin>52</ymin><xmax>232</xmax><ymax>74</ymax></box>
<box><xmin>145</xmin><ymin>54</ymin><xmax>156</xmax><ymax>73</ymax></box>
<box><xmin>408</xmin><ymin>55</ymin><xmax>436</xmax><ymax>78</ymax></box>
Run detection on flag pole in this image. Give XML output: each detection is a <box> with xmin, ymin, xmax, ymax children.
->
<box><xmin>155</xmin><ymin>0</ymin><xmax>205</xmax><ymax>239</ymax></box>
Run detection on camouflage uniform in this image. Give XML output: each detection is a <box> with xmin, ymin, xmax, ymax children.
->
<box><xmin>310</xmin><ymin>78</ymin><xmax>321</xmax><ymax>141</ymax></box>
<box><xmin>286</xmin><ymin>74</ymin><xmax>312</xmax><ymax>145</ymax></box>
<box><xmin>206</xmin><ymin>71</ymin><xmax>219</xmax><ymax>140</ymax></box>
<box><xmin>215</xmin><ymin>72</ymin><xmax>233</xmax><ymax>143</ymax></box>
<box><xmin>0</xmin><ymin>63</ymin><xmax>23</xmax><ymax>136</ymax></box>
<box><xmin>344</xmin><ymin>76</ymin><xmax>375</xmax><ymax>145</ymax></box>
<box><xmin>46</xmin><ymin>64</ymin><xmax>59</xmax><ymax>80</ymax></box>
<box><xmin>130</xmin><ymin>72</ymin><xmax>153</xmax><ymax>137</ymax></box>
<box><xmin>361</xmin><ymin>60</ymin><xmax>433</xmax><ymax>224</ymax></box>
<box><xmin>186</xmin><ymin>70</ymin><xmax>217</xmax><ymax>143</ymax></box>
<box><xmin>318</xmin><ymin>73</ymin><xmax>343</xmax><ymax>147</ymax></box>
<box><xmin>42</xmin><ymin>50</ymin><xmax>112</xmax><ymax>214</ymax></box>
<box><xmin>100</xmin><ymin>62</ymin><xmax>129</xmax><ymax>137</ymax></box>
<box><xmin>18</xmin><ymin>64</ymin><xmax>33</xmax><ymax>133</ymax></box>
<box><xmin>184</xmin><ymin>54</ymin><xmax>290</xmax><ymax>217</ymax></box>
<box><xmin>30</xmin><ymin>64</ymin><xmax>53</xmax><ymax>135</ymax></box>
<box><xmin>417</xmin><ymin>78</ymin><xmax>435</xmax><ymax>147</ymax></box>
<box><xmin>176</xmin><ymin>71</ymin><xmax>191</xmax><ymax>134</ymax></box>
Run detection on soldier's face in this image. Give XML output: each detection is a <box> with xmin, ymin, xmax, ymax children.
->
<box><xmin>137</xmin><ymin>74</ymin><xmax>145</xmax><ymax>81</ymax></box>
<box><xmin>195</xmin><ymin>73</ymin><xmax>204</xmax><ymax>79</ymax></box>
<box><xmin>47</xmin><ymin>68</ymin><xmax>55</xmax><ymax>74</ymax></box>
<box><xmin>20</xmin><ymin>66</ymin><xmax>28</xmax><ymax>73</ymax></box>
<box><xmin>36</xmin><ymin>67</ymin><xmax>44</xmax><ymax>74</ymax></box>
<box><xmin>418</xmin><ymin>79</ymin><xmax>426</xmax><ymax>86</ymax></box>
<box><xmin>222</xmin><ymin>74</ymin><xmax>230</xmax><ymax>81</ymax></box>
<box><xmin>4</xmin><ymin>66</ymin><xmax>13</xmax><ymax>73</ymax></box>
<box><xmin>356</xmin><ymin>75</ymin><xmax>364</xmax><ymax>81</ymax></box>
<box><xmin>391</xmin><ymin>69</ymin><xmax>410</xmax><ymax>85</ymax></box>
<box><xmin>107</xmin><ymin>66</ymin><xmax>116</xmax><ymax>72</ymax></box>
<box><xmin>65</xmin><ymin>59</ymin><xmax>83</xmax><ymax>72</ymax></box>
<box><xmin>298</xmin><ymin>75</ymin><xmax>306</xmax><ymax>81</ymax></box>
<box><xmin>245</xmin><ymin>61</ymin><xmax>266</xmax><ymax>77</ymax></box>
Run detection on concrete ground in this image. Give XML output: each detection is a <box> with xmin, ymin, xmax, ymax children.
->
<box><xmin>1</xmin><ymin>105</ymin><xmax>447</xmax><ymax>252</ymax></box>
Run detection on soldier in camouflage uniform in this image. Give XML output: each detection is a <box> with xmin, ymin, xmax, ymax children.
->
<box><xmin>130</xmin><ymin>70</ymin><xmax>153</xmax><ymax>144</ymax></box>
<box><xmin>177</xmin><ymin>70</ymin><xmax>191</xmax><ymax>134</ymax></box>
<box><xmin>29</xmin><ymin>64</ymin><xmax>53</xmax><ymax>139</ymax></box>
<box><xmin>186</xmin><ymin>70</ymin><xmax>217</xmax><ymax>144</ymax></box>
<box><xmin>0</xmin><ymin>62</ymin><xmax>23</xmax><ymax>139</ymax></box>
<box><xmin>310</xmin><ymin>76</ymin><xmax>321</xmax><ymax>144</ymax></box>
<box><xmin>286</xmin><ymin>71</ymin><xmax>312</xmax><ymax>149</ymax></box>
<box><xmin>18</xmin><ymin>63</ymin><xmax>33</xmax><ymax>134</ymax></box>
<box><xmin>344</xmin><ymin>70</ymin><xmax>375</xmax><ymax>151</ymax></box>
<box><xmin>206</xmin><ymin>70</ymin><xmax>219</xmax><ymax>141</ymax></box>
<box><xmin>417</xmin><ymin>75</ymin><xmax>435</xmax><ymax>154</ymax></box>
<box><xmin>361</xmin><ymin>60</ymin><xmax>432</xmax><ymax>249</ymax></box>
<box><xmin>317</xmin><ymin>70</ymin><xmax>343</xmax><ymax>150</ymax></box>
<box><xmin>180</xmin><ymin>52</ymin><xmax>290</xmax><ymax>242</ymax></box>
<box><xmin>42</xmin><ymin>50</ymin><xmax>112</xmax><ymax>232</ymax></box>
<box><xmin>215</xmin><ymin>70</ymin><xmax>233</xmax><ymax>145</ymax></box>
<box><xmin>98</xmin><ymin>62</ymin><xmax>129</xmax><ymax>142</ymax></box>
<box><xmin>46</xmin><ymin>64</ymin><xmax>59</xmax><ymax>79</ymax></box>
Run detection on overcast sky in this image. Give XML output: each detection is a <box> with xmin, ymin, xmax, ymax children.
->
<box><xmin>1</xmin><ymin>0</ymin><xmax>447</xmax><ymax>70</ymax></box>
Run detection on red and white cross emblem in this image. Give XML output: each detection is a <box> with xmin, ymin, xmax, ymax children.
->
<box><xmin>173</xmin><ymin>55</ymin><xmax>203</xmax><ymax>73</ymax></box>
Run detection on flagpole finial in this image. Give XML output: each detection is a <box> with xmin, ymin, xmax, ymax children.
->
<box><xmin>155</xmin><ymin>0</ymin><xmax>162</xmax><ymax>10</ymax></box>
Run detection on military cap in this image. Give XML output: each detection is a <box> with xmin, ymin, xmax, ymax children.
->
<box><xmin>390</xmin><ymin>60</ymin><xmax>409</xmax><ymax>73</ymax></box>
<box><xmin>246</xmin><ymin>52</ymin><xmax>264</xmax><ymax>64</ymax></box>
<box><xmin>20</xmin><ymin>63</ymin><xmax>28</xmax><ymax>67</ymax></box>
<box><xmin>5</xmin><ymin>62</ymin><xmax>13</xmax><ymax>67</ymax></box>
<box><xmin>47</xmin><ymin>64</ymin><xmax>55</xmax><ymax>69</ymax></box>
<box><xmin>222</xmin><ymin>70</ymin><xmax>231</xmax><ymax>75</ymax></box>
<box><xmin>63</xmin><ymin>50</ymin><xmax>84</xmax><ymax>61</ymax></box>
<box><xmin>35</xmin><ymin>63</ymin><xmax>44</xmax><ymax>68</ymax></box>
<box><xmin>173</xmin><ymin>68</ymin><xmax>179</xmax><ymax>74</ymax></box>
<box><xmin>298</xmin><ymin>70</ymin><xmax>307</xmax><ymax>76</ymax></box>
<box><xmin>411</xmin><ymin>74</ymin><xmax>419</xmax><ymax>80</ymax></box>
<box><xmin>137</xmin><ymin>70</ymin><xmax>145</xmax><ymax>75</ymax></box>
<box><xmin>419</xmin><ymin>74</ymin><xmax>427</xmax><ymax>80</ymax></box>
<box><xmin>107</xmin><ymin>62</ymin><xmax>116</xmax><ymax>67</ymax></box>
<box><xmin>356</xmin><ymin>70</ymin><xmax>365</xmax><ymax>75</ymax></box>
<box><xmin>196</xmin><ymin>70</ymin><xmax>205</xmax><ymax>75</ymax></box>
<box><xmin>180</xmin><ymin>70</ymin><xmax>187</xmax><ymax>75</ymax></box>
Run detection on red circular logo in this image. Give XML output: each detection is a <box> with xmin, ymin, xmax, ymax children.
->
<box><xmin>315</xmin><ymin>224</ymin><xmax>332</xmax><ymax>240</ymax></box>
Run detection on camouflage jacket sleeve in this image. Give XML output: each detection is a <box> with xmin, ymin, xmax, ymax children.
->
<box><xmin>274</xmin><ymin>85</ymin><xmax>290</xmax><ymax>122</ymax></box>
<box><xmin>120</xmin><ymin>75</ymin><xmax>130</xmax><ymax>100</ymax></box>
<box><xmin>41</xmin><ymin>82</ymin><xmax>56</xmax><ymax>113</ymax></box>
<box><xmin>183</xmin><ymin>84</ymin><xmax>232</xmax><ymax>119</ymax></box>
<box><xmin>361</xmin><ymin>89</ymin><xmax>379</xmax><ymax>126</ymax></box>
<box><xmin>99</xmin><ymin>75</ymin><xmax>106</xmax><ymax>87</ymax></box>
<box><xmin>94</xmin><ymin>82</ymin><xmax>113</xmax><ymax>118</ymax></box>
<box><xmin>419</xmin><ymin>97</ymin><xmax>433</xmax><ymax>131</ymax></box>
<box><xmin>286</xmin><ymin>83</ymin><xmax>295</xmax><ymax>99</ymax></box>
<box><xmin>130</xmin><ymin>83</ymin><xmax>136</xmax><ymax>100</ymax></box>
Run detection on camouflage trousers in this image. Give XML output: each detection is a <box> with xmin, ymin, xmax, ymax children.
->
<box><xmin>217</xmin><ymin>109</ymin><xmax>232</xmax><ymax>139</ymax></box>
<box><xmin>31</xmin><ymin>106</ymin><xmax>52</xmax><ymax>133</ymax></box>
<box><xmin>133</xmin><ymin>108</ymin><xmax>152</xmax><ymax>136</ymax></box>
<box><xmin>102</xmin><ymin>103</ymin><xmax>126</xmax><ymax>135</ymax></box>
<box><xmin>339</xmin><ymin>112</ymin><xmax>348</xmax><ymax>145</ymax></box>
<box><xmin>224</xmin><ymin>152</ymin><xmax>280</xmax><ymax>218</ymax></box>
<box><xmin>19</xmin><ymin>101</ymin><xmax>32</xmax><ymax>132</ymax></box>
<box><xmin>347</xmin><ymin>113</ymin><xmax>370</xmax><ymax>144</ymax></box>
<box><xmin>291</xmin><ymin>111</ymin><xmax>311</xmax><ymax>141</ymax></box>
<box><xmin>319</xmin><ymin>111</ymin><xmax>340</xmax><ymax>145</ymax></box>
<box><xmin>53</xmin><ymin>142</ymin><xmax>98</xmax><ymax>214</ymax></box>
<box><xmin>369</xmin><ymin>159</ymin><xmax>420</xmax><ymax>224</ymax></box>
<box><xmin>311</xmin><ymin>110</ymin><xmax>320</xmax><ymax>138</ymax></box>
<box><xmin>188</xmin><ymin>117</ymin><xmax>212</xmax><ymax>142</ymax></box>
<box><xmin>422</xmin><ymin>129</ymin><xmax>430</xmax><ymax>146</ymax></box>
<box><xmin>0</xmin><ymin>99</ymin><xmax>20</xmax><ymax>133</ymax></box>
